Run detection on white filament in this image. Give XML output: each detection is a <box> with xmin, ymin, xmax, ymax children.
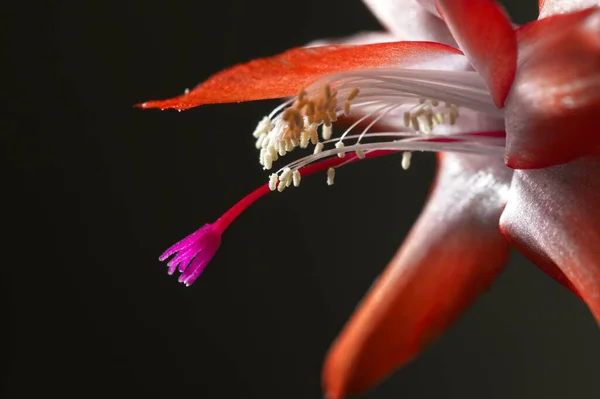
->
<box><xmin>251</xmin><ymin>67</ymin><xmax>505</xmax><ymax>190</ymax></box>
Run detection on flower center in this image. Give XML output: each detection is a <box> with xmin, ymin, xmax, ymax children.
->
<box><xmin>253</xmin><ymin>68</ymin><xmax>505</xmax><ymax>191</ymax></box>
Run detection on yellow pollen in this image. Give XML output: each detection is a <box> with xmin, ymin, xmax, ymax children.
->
<box><xmin>347</xmin><ymin>87</ymin><xmax>360</xmax><ymax>102</ymax></box>
<box><xmin>343</xmin><ymin>100</ymin><xmax>351</xmax><ymax>117</ymax></box>
<box><xmin>253</xmin><ymin>80</ymin><xmax>466</xmax><ymax>190</ymax></box>
<box><xmin>297</xmin><ymin>86</ymin><xmax>307</xmax><ymax>102</ymax></box>
<box><xmin>323</xmin><ymin>84</ymin><xmax>332</xmax><ymax>101</ymax></box>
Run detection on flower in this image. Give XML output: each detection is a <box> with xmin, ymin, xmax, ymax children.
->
<box><xmin>140</xmin><ymin>0</ymin><xmax>600</xmax><ymax>397</ymax></box>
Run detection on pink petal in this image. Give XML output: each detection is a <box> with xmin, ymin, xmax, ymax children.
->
<box><xmin>362</xmin><ymin>0</ymin><xmax>457</xmax><ymax>46</ymax></box>
<box><xmin>435</xmin><ymin>0</ymin><xmax>517</xmax><ymax>108</ymax></box>
<box><xmin>505</xmin><ymin>7</ymin><xmax>600</xmax><ymax>169</ymax></box>
<box><xmin>500</xmin><ymin>156</ymin><xmax>600</xmax><ymax>324</ymax></box>
<box><xmin>322</xmin><ymin>153</ymin><xmax>512</xmax><ymax>399</ymax></box>
<box><xmin>138</xmin><ymin>41</ymin><xmax>464</xmax><ymax>111</ymax></box>
<box><xmin>539</xmin><ymin>0</ymin><xmax>600</xmax><ymax>19</ymax></box>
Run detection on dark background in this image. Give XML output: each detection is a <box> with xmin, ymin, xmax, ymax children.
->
<box><xmin>5</xmin><ymin>1</ymin><xmax>599</xmax><ymax>398</ymax></box>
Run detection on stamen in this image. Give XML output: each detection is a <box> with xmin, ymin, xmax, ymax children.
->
<box><xmin>293</xmin><ymin>170</ymin><xmax>301</xmax><ymax>187</ymax></box>
<box><xmin>253</xmin><ymin>68</ymin><xmax>498</xmax><ymax>173</ymax></box>
<box><xmin>343</xmin><ymin>100</ymin><xmax>351</xmax><ymax>117</ymax></box>
<box><xmin>252</xmin><ymin>116</ymin><xmax>274</xmax><ymax>138</ymax></box>
<box><xmin>314</xmin><ymin>142</ymin><xmax>324</xmax><ymax>154</ymax></box>
<box><xmin>322</xmin><ymin>124</ymin><xmax>333</xmax><ymax>140</ymax></box>
<box><xmin>269</xmin><ymin>173</ymin><xmax>278</xmax><ymax>191</ymax></box>
<box><xmin>347</xmin><ymin>87</ymin><xmax>360</xmax><ymax>101</ymax></box>
<box><xmin>401</xmin><ymin>151</ymin><xmax>412</xmax><ymax>170</ymax></box>
<box><xmin>279</xmin><ymin>130</ymin><xmax>506</xmax><ymax>180</ymax></box>
<box><xmin>335</xmin><ymin>141</ymin><xmax>345</xmax><ymax>158</ymax></box>
<box><xmin>327</xmin><ymin>167</ymin><xmax>335</xmax><ymax>186</ymax></box>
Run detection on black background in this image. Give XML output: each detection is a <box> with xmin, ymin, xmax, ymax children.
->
<box><xmin>5</xmin><ymin>1</ymin><xmax>599</xmax><ymax>398</ymax></box>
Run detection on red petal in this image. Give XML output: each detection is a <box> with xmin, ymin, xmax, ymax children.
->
<box><xmin>138</xmin><ymin>41</ymin><xmax>463</xmax><ymax>111</ymax></box>
<box><xmin>435</xmin><ymin>0</ymin><xmax>517</xmax><ymax>108</ymax></box>
<box><xmin>539</xmin><ymin>0</ymin><xmax>600</xmax><ymax>19</ymax></box>
<box><xmin>322</xmin><ymin>153</ymin><xmax>512</xmax><ymax>399</ymax></box>
<box><xmin>517</xmin><ymin>6</ymin><xmax>598</xmax><ymax>49</ymax></box>
<box><xmin>500</xmin><ymin>156</ymin><xmax>600</xmax><ymax>323</ymax></box>
<box><xmin>505</xmin><ymin>7</ymin><xmax>600</xmax><ymax>169</ymax></box>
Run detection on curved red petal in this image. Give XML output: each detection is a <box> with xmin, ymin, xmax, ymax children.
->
<box><xmin>517</xmin><ymin>6</ymin><xmax>598</xmax><ymax>48</ymax></box>
<box><xmin>322</xmin><ymin>153</ymin><xmax>512</xmax><ymax>399</ymax></box>
<box><xmin>435</xmin><ymin>0</ymin><xmax>517</xmax><ymax>108</ymax></box>
<box><xmin>505</xmin><ymin>7</ymin><xmax>600</xmax><ymax>169</ymax></box>
<box><xmin>500</xmin><ymin>156</ymin><xmax>600</xmax><ymax>324</ymax></box>
<box><xmin>539</xmin><ymin>0</ymin><xmax>600</xmax><ymax>19</ymax></box>
<box><xmin>138</xmin><ymin>41</ymin><xmax>463</xmax><ymax>111</ymax></box>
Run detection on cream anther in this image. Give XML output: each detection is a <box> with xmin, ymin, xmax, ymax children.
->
<box><xmin>327</xmin><ymin>167</ymin><xmax>335</xmax><ymax>186</ymax></box>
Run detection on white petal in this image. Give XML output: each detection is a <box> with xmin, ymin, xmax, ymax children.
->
<box><xmin>307</xmin><ymin>31</ymin><xmax>395</xmax><ymax>47</ymax></box>
<box><xmin>362</xmin><ymin>0</ymin><xmax>457</xmax><ymax>46</ymax></box>
<box><xmin>539</xmin><ymin>0</ymin><xmax>600</xmax><ymax>19</ymax></box>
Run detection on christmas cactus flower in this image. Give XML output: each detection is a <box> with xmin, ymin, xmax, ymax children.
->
<box><xmin>139</xmin><ymin>0</ymin><xmax>600</xmax><ymax>397</ymax></box>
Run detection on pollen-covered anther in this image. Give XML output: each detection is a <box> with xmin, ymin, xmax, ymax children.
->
<box><xmin>402</xmin><ymin>99</ymin><xmax>460</xmax><ymax>134</ymax></box>
<box><xmin>268</xmin><ymin>146</ymin><xmax>278</xmax><ymax>160</ymax></box>
<box><xmin>401</xmin><ymin>151</ymin><xmax>412</xmax><ymax>170</ymax></box>
<box><xmin>277</xmin><ymin>167</ymin><xmax>294</xmax><ymax>189</ymax></box>
<box><xmin>277</xmin><ymin>178</ymin><xmax>287</xmax><ymax>192</ymax></box>
<box><xmin>343</xmin><ymin>100</ymin><xmax>351</xmax><ymax>117</ymax></box>
<box><xmin>327</xmin><ymin>167</ymin><xmax>335</xmax><ymax>186</ymax></box>
<box><xmin>411</xmin><ymin>115</ymin><xmax>420</xmax><ymax>131</ymax></box>
<box><xmin>269</xmin><ymin>173</ymin><xmax>278</xmax><ymax>191</ymax></box>
<box><xmin>448</xmin><ymin>105</ymin><xmax>459</xmax><ymax>125</ymax></box>
<box><xmin>255</xmin><ymin>132</ymin><xmax>267</xmax><ymax>149</ymax></box>
<box><xmin>403</xmin><ymin>112</ymin><xmax>411</xmax><ymax>128</ymax></box>
<box><xmin>292</xmin><ymin>170</ymin><xmax>301</xmax><ymax>187</ymax></box>
<box><xmin>254</xmin><ymin>84</ymin><xmax>362</xmax><ymax>170</ymax></box>
<box><xmin>252</xmin><ymin>116</ymin><xmax>274</xmax><ymax>138</ymax></box>
<box><xmin>314</xmin><ymin>142</ymin><xmax>324</xmax><ymax>154</ymax></box>
<box><xmin>322</xmin><ymin>124</ymin><xmax>332</xmax><ymax>140</ymax></box>
<box><xmin>356</xmin><ymin>149</ymin><xmax>365</xmax><ymax>159</ymax></box>
<box><xmin>419</xmin><ymin>110</ymin><xmax>433</xmax><ymax>134</ymax></box>
<box><xmin>335</xmin><ymin>141</ymin><xmax>346</xmax><ymax>158</ymax></box>
<box><xmin>278</xmin><ymin>141</ymin><xmax>287</xmax><ymax>157</ymax></box>
<box><xmin>347</xmin><ymin>87</ymin><xmax>360</xmax><ymax>102</ymax></box>
<box><xmin>296</xmin><ymin>86</ymin><xmax>307</xmax><ymax>103</ymax></box>
<box><xmin>263</xmin><ymin>151</ymin><xmax>274</xmax><ymax>170</ymax></box>
<box><xmin>308</xmin><ymin>126</ymin><xmax>318</xmax><ymax>145</ymax></box>
<box><xmin>300</xmin><ymin>131</ymin><xmax>310</xmax><ymax>148</ymax></box>
<box><xmin>285</xmin><ymin>138</ymin><xmax>295</xmax><ymax>152</ymax></box>
<box><xmin>280</xmin><ymin>167</ymin><xmax>292</xmax><ymax>182</ymax></box>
